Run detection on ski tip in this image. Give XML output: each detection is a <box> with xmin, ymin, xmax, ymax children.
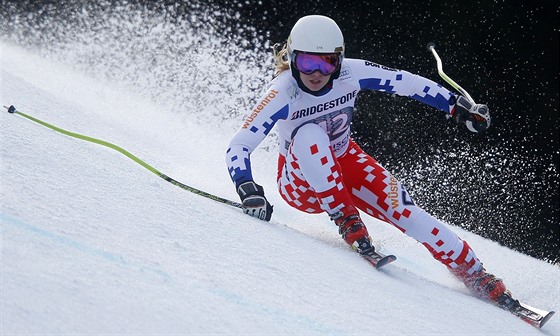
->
<box><xmin>426</xmin><ymin>42</ymin><xmax>436</xmax><ymax>51</ymax></box>
<box><xmin>540</xmin><ymin>310</ymin><xmax>555</xmax><ymax>328</ymax></box>
<box><xmin>375</xmin><ymin>254</ymin><xmax>397</xmax><ymax>269</ymax></box>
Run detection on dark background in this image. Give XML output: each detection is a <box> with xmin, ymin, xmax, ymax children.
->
<box><xmin>218</xmin><ymin>0</ymin><xmax>560</xmax><ymax>264</ymax></box>
<box><xmin>2</xmin><ymin>0</ymin><xmax>558</xmax><ymax>263</ymax></box>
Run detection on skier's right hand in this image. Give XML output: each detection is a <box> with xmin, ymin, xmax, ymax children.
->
<box><xmin>237</xmin><ymin>181</ymin><xmax>273</xmax><ymax>221</ymax></box>
<box><xmin>450</xmin><ymin>95</ymin><xmax>491</xmax><ymax>133</ymax></box>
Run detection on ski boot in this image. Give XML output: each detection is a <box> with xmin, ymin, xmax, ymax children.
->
<box><xmin>452</xmin><ymin>264</ymin><xmax>555</xmax><ymax>328</ymax></box>
<box><xmin>329</xmin><ymin>205</ymin><xmax>375</xmax><ymax>255</ymax></box>
<box><xmin>450</xmin><ymin>263</ymin><xmax>508</xmax><ymax>302</ymax></box>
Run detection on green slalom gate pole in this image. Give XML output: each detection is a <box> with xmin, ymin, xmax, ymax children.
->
<box><xmin>426</xmin><ymin>42</ymin><xmax>476</xmax><ymax>105</ymax></box>
<box><xmin>4</xmin><ymin>105</ymin><xmax>242</xmax><ymax>209</ymax></box>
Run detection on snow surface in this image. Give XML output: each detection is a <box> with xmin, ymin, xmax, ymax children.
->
<box><xmin>1</xmin><ymin>42</ymin><xmax>559</xmax><ymax>335</ymax></box>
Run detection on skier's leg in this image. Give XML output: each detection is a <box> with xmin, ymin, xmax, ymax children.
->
<box><xmin>339</xmin><ymin>140</ymin><xmax>508</xmax><ymax>301</ymax></box>
<box><xmin>277</xmin><ymin>124</ymin><xmax>371</xmax><ymax>250</ymax></box>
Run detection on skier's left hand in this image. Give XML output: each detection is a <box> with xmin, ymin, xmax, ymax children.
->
<box><xmin>451</xmin><ymin>95</ymin><xmax>491</xmax><ymax>133</ymax></box>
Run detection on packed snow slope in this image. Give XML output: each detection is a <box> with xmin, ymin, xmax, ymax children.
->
<box><xmin>1</xmin><ymin>43</ymin><xmax>558</xmax><ymax>335</ymax></box>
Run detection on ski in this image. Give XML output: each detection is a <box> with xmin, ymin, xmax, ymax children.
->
<box><xmin>360</xmin><ymin>251</ymin><xmax>397</xmax><ymax>269</ymax></box>
<box><xmin>360</xmin><ymin>249</ymin><xmax>554</xmax><ymax>328</ymax></box>
<box><xmin>504</xmin><ymin>300</ymin><xmax>555</xmax><ymax>329</ymax></box>
<box><xmin>496</xmin><ymin>292</ymin><xmax>555</xmax><ymax>328</ymax></box>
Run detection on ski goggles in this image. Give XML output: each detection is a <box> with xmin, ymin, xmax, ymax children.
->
<box><xmin>293</xmin><ymin>52</ymin><xmax>341</xmax><ymax>76</ymax></box>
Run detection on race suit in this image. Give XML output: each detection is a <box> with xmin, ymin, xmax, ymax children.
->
<box><xmin>226</xmin><ymin>58</ymin><xmax>481</xmax><ymax>274</ymax></box>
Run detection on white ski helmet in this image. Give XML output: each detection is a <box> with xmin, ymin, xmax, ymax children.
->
<box><xmin>287</xmin><ymin>15</ymin><xmax>345</xmax><ymax>64</ymax></box>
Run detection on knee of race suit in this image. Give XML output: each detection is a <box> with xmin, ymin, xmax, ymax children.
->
<box><xmin>291</xmin><ymin>123</ymin><xmax>329</xmax><ymax>154</ymax></box>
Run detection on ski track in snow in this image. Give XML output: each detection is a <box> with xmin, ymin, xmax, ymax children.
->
<box><xmin>1</xmin><ymin>43</ymin><xmax>559</xmax><ymax>335</ymax></box>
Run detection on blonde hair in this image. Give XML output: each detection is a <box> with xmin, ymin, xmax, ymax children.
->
<box><xmin>273</xmin><ymin>42</ymin><xmax>290</xmax><ymax>77</ymax></box>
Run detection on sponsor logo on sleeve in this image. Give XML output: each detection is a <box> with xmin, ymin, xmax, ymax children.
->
<box><xmin>242</xmin><ymin>89</ymin><xmax>279</xmax><ymax>129</ymax></box>
<box><xmin>365</xmin><ymin>61</ymin><xmax>397</xmax><ymax>72</ymax></box>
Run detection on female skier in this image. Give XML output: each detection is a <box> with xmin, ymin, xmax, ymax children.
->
<box><xmin>225</xmin><ymin>15</ymin><xmax>510</xmax><ymax>305</ymax></box>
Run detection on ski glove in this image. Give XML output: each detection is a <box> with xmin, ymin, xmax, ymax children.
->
<box><xmin>451</xmin><ymin>95</ymin><xmax>491</xmax><ymax>133</ymax></box>
<box><xmin>237</xmin><ymin>181</ymin><xmax>273</xmax><ymax>221</ymax></box>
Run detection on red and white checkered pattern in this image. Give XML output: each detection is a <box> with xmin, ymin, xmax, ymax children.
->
<box><xmin>277</xmin><ymin>124</ymin><xmax>353</xmax><ymax>214</ymax></box>
<box><xmin>277</xmin><ymin>124</ymin><xmax>481</xmax><ymax>272</ymax></box>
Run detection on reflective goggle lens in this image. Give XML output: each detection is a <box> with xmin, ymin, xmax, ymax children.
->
<box><xmin>294</xmin><ymin>52</ymin><xmax>340</xmax><ymax>75</ymax></box>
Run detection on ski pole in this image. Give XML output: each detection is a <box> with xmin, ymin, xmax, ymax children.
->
<box><xmin>426</xmin><ymin>42</ymin><xmax>476</xmax><ymax>105</ymax></box>
<box><xmin>4</xmin><ymin>105</ymin><xmax>243</xmax><ymax>209</ymax></box>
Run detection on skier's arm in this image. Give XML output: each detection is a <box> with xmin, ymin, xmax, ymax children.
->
<box><xmin>351</xmin><ymin>59</ymin><xmax>454</xmax><ymax>112</ymax></box>
<box><xmin>226</xmin><ymin>87</ymin><xmax>288</xmax><ymax>187</ymax></box>
<box><xmin>226</xmin><ymin>87</ymin><xmax>289</xmax><ymax>220</ymax></box>
<box><xmin>351</xmin><ymin>59</ymin><xmax>491</xmax><ymax>132</ymax></box>
<box><xmin>394</xmin><ymin>72</ymin><xmax>491</xmax><ymax>133</ymax></box>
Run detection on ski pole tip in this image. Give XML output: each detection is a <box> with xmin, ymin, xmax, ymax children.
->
<box><xmin>426</xmin><ymin>42</ymin><xmax>436</xmax><ymax>51</ymax></box>
<box><xmin>6</xmin><ymin>105</ymin><xmax>17</xmax><ymax>113</ymax></box>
